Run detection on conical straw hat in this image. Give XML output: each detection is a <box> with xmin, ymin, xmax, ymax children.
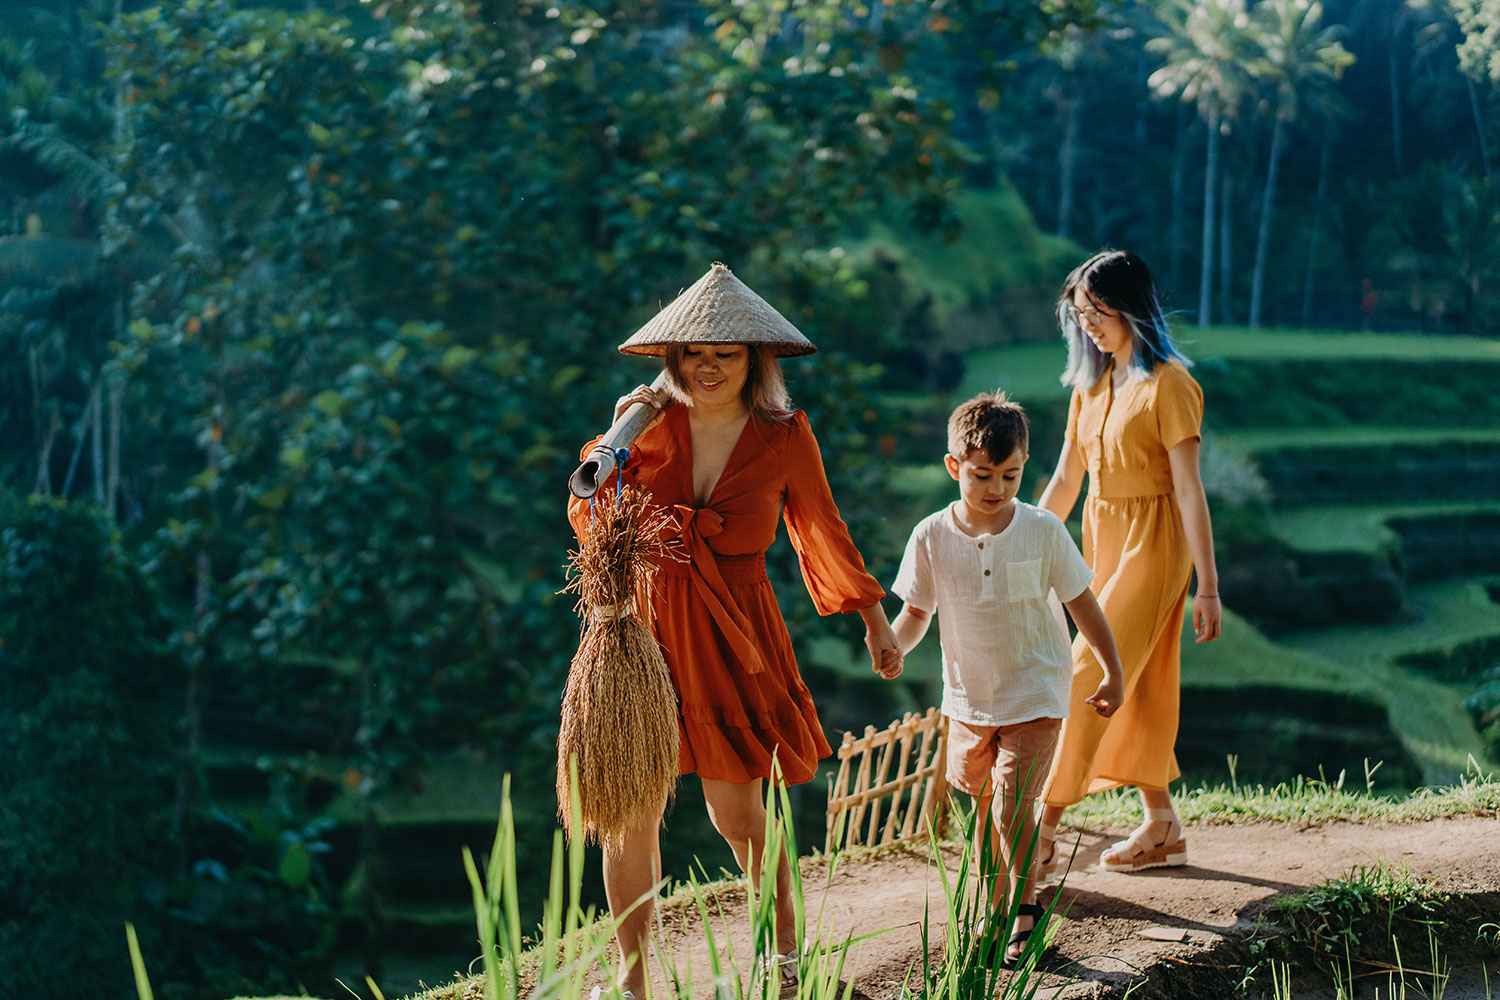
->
<box><xmin>618</xmin><ymin>262</ymin><xmax>816</xmax><ymax>357</ymax></box>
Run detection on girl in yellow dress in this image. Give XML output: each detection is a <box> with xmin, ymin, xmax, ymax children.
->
<box><xmin>1035</xmin><ymin>250</ymin><xmax>1222</xmax><ymax>874</ymax></box>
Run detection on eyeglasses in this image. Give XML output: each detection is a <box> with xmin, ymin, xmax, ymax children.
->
<box><xmin>1063</xmin><ymin>302</ymin><xmax>1115</xmax><ymax>327</ymax></box>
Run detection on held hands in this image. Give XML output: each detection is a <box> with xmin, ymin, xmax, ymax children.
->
<box><xmin>866</xmin><ymin>631</ymin><xmax>904</xmax><ymax>679</ymax></box>
<box><xmin>859</xmin><ymin>609</ymin><xmax>904</xmax><ymax>679</ymax></box>
<box><xmin>1085</xmin><ymin>673</ymin><xmax>1124</xmax><ymax>718</ymax></box>
<box><xmin>1192</xmin><ymin>592</ymin><xmax>1222</xmax><ymax>643</ymax></box>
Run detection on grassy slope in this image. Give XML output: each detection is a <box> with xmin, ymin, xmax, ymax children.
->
<box><xmin>960</xmin><ymin>323</ymin><xmax>1500</xmax><ymax>401</ymax></box>
<box><xmin>854</xmin><ymin>186</ymin><xmax>1081</xmax><ymax>316</ymax></box>
<box><xmin>1271</xmin><ymin>500</ymin><xmax>1500</xmax><ymax>553</ymax></box>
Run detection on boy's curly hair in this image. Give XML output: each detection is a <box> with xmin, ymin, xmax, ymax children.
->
<box><xmin>947</xmin><ymin>391</ymin><xmax>1028</xmax><ymax>464</ymax></box>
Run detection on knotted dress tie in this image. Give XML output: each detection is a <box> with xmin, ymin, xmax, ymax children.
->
<box><xmin>671</xmin><ymin>504</ymin><xmax>769</xmax><ymax>675</ymax></box>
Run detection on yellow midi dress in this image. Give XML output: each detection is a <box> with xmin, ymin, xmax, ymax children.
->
<box><xmin>1042</xmin><ymin>359</ymin><xmax>1204</xmax><ymax>806</ymax></box>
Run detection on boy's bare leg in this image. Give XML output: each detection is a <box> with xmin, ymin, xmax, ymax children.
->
<box><xmin>702</xmin><ymin>777</ymin><xmax>798</xmax><ymax>956</ymax></box>
<box><xmin>972</xmin><ymin>791</ymin><xmax>1004</xmax><ymax>912</ymax></box>
<box><xmin>997</xmin><ymin>786</ymin><xmax>1043</xmax><ymax>907</ymax></box>
<box><xmin>602</xmin><ymin>809</ymin><xmax>665</xmax><ymax>997</ymax></box>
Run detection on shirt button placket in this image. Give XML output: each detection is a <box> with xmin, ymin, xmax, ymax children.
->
<box><xmin>980</xmin><ymin>539</ymin><xmax>994</xmax><ymax>598</ymax></box>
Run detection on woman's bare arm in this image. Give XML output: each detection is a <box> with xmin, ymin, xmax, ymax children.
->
<box><xmin>1167</xmin><ymin>438</ymin><xmax>1221</xmax><ymax>643</ymax></box>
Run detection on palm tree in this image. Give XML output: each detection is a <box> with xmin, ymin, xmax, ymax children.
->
<box><xmin>1246</xmin><ymin>0</ymin><xmax>1353</xmax><ymax>328</ymax></box>
<box><xmin>1147</xmin><ymin>0</ymin><xmax>1257</xmax><ymax>327</ymax></box>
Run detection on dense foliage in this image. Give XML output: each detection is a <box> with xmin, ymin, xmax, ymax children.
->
<box><xmin>0</xmin><ymin>493</ymin><xmax>179</xmax><ymax>995</ymax></box>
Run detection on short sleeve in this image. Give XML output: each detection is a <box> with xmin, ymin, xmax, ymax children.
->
<box><xmin>1043</xmin><ymin>513</ymin><xmax>1093</xmax><ymax>603</ymax></box>
<box><xmin>1154</xmin><ymin>364</ymin><xmax>1204</xmax><ymax>452</ymax></box>
<box><xmin>892</xmin><ymin>522</ymin><xmax>936</xmax><ymax>613</ymax></box>
<box><xmin>782</xmin><ymin>411</ymin><xmax>886</xmax><ymax>615</ymax></box>
<box><xmin>1064</xmin><ymin>388</ymin><xmax>1083</xmax><ymax>444</ymax></box>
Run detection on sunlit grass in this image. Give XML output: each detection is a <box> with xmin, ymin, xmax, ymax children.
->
<box><xmin>1182</xmin><ymin>603</ymin><xmax>1494</xmax><ymax>785</ymax></box>
<box><xmin>1174</xmin><ymin>325</ymin><xmax>1500</xmax><ymax>363</ymax></box>
<box><xmin>1067</xmin><ymin>755</ymin><xmax>1499</xmax><ymax>831</ymax></box>
<box><xmin>1284</xmin><ymin>580</ymin><xmax>1500</xmax><ymax>664</ymax></box>
<box><xmin>1225</xmin><ymin>424</ymin><xmax>1500</xmax><ymax>452</ymax></box>
<box><xmin>1269</xmin><ymin>502</ymin><xmax>1500</xmax><ymax>554</ymax></box>
<box><xmin>959</xmin><ymin>325</ymin><xmax>1500</xmax><ymax>408</ymax></box>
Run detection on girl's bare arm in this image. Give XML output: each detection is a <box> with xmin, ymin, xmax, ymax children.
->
<box><xmin>1168</xmin><ymin>438</ymin><xmax>1221</xmax><ymax>643</ymax></box>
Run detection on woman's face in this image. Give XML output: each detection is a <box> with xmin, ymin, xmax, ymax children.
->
<box><xmin>1070</xmin><ymin>286</ymin><xmax>1133</xmax><ymax>360</ymax></box>
<box><xmin>679</xmin><ymin>343</ymin><xmax>751</xmax><ymax>407</ymax></box>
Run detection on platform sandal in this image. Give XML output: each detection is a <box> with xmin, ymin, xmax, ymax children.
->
<box><xmin>756</xmin><ymin>947</ymin><xmax>799</xmax><ymax>999</ymax></box>
<box><xmin>1099</xmin><ymin>806</ymin><xmax>1188</xmax><ymax>873</ymax></box>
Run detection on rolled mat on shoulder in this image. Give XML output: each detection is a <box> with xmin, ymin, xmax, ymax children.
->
<box><xmin>557</xmin><ymin>485</ymin><xmax>682</xmax><ymax>850</ymax></box>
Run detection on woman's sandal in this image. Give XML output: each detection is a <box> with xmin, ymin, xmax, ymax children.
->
<box><xmin>1099</xmin><ymin>806</ymin><xmax>1188</xmax><ymax>873</ymax></box>
<box><xmin>1036</xmin><ymin>814</ymin><xmax>1060</xmax><ymax>884</ymax></box>
<box><xmin>757</xmin><ymin>947</ymin><xmax>799</xmax><ymax>999</ymax></box>
<box><xmin>588</xmin><ymin>988</ymin><xmax>636</xmax><ymax>1000</ymax></box>
<box><xmin>1001</xmin><ymin>902</ymin><xmax>1046</xmax><ymax>968</ymax></box>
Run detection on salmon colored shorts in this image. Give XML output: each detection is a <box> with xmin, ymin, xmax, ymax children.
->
<box><xmin>945</xmin><ymin>716</ymin><xmax>1061</xmax><ymax>807</ymax></box>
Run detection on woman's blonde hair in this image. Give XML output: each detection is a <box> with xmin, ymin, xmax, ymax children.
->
<box><xmin>663</xmin><ymin>343</ymin><xmax>791</xmax><ymax>421</ymax></box>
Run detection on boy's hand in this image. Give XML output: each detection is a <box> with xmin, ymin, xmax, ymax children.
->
<box><xmin>863</xmin><ymin>627</ymin><xmax>904</xmax><ymax>679</ymax></box>
<box><xmin>1085</xmin><ymin>675</ymin><xmax>1123</xmax><ymax>718</ymax></box>
<box><xmin>873</xmin><ymin>646</ymin><xmax>904</xmax><ymax>679</ymax></box>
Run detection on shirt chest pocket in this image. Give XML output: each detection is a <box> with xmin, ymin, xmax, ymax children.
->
<box><xmin>1006</xmin><ymin>558</ymin><xmax>1044</xmax><ymax>602</ymax></box>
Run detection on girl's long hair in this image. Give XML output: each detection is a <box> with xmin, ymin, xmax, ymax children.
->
<box><xmin>1058</xmin><ymin>249</ymin><xmax>1191</xmax><ymax>390</ymax></box>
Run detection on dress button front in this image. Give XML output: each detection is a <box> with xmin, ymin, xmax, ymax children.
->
<box><xmin>984</xmin><ymin>569</ymin><xmax>991</xmax><ymax>576</ymax></box>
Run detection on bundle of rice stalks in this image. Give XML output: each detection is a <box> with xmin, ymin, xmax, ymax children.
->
<box><xmin>558</xmin><ymin>484</ymin><xmax>683</xmax><ymax>849</ymax></box>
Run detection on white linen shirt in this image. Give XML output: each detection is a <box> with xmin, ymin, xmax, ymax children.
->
<box><xmin>893</xmin><ymin>501</ymin><xmax>1094</xmax><ymax>727</ymax></box>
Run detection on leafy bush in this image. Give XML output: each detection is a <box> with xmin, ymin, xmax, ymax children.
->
<box><xmin>0</xmin><ymin>492</ymin><xmax>180</xmax><ymax>998</ymax></box>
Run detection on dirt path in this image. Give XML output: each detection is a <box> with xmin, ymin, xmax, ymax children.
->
<box><xmin>651</xmin><ymin>816</ymin><xmax>1500</xmax><ymax>999</ymax></box>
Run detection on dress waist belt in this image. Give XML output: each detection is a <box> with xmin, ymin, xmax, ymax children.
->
<box><xmin>666</xmin><ymin>504</ymin><xmax>770</xmax><ymax>674</ymax></box>
<box><xmin>1088</xmin><ymin>468</ymin><xmax>1173</xmax><ymax>499</ymax></box>
<box><xmin>659</xmin><ymin>552</ymin><xmax>767</xmax><ymax>583</ymax></box>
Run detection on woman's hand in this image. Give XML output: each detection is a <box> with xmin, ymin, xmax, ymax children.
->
<box><xmin>1192</xmin><ymin>592</ymin><xmax>1221</xmax><ymax>643</ymax></box>
<box><xmin>858</xmin><ymin>604</ymin><xmax>904</xmax><ymax>679</ymax></box>
<box><xmin>613</xmin><ymin>383</ymin><xmax>671</xmax><ymax>428</ymax></box>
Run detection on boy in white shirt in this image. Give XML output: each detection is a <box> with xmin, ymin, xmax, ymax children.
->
<box><xmin>886</xmin><ymin>391</ymin><xmax>1125</xmax><ymax>966</ymax></box>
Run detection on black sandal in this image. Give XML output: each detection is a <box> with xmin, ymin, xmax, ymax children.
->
<box><xmin>1002</xmin><ymin>902</ymin><xmax>1046</xmax><ymax>968</ymax></box>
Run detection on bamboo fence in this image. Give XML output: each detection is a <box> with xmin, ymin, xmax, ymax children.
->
<box><xmin>824</xmin><ymin>707</ymin><xmax>949</xmax><ymax>853</ymax></box>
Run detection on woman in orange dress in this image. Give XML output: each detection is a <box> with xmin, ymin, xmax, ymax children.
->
<box><xmin>568</xmin><ymin>266</ymin><xmax>902</xmax><ymax>1000</ymax></box>
<box><xmin>1034</xmin><ymin>250</ymin><xmax>1222</xmax><ymax>876</ymax></box>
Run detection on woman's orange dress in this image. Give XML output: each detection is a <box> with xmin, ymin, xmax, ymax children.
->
<box><xmin>1042</xmin><ymin>359</ymin><xmax>1204</xmax><ymax>805</ymax></box>
<box><xmin>569</xmin><ymin>404</ymin><xmax>884</xmax><ymax>786</ymax></box>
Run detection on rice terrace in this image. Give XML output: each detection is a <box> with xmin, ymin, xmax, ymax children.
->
<box><xmin>3</xmin><ymin>2</ymin><xmax>1500</xmax><ymax>1000</ymax></box>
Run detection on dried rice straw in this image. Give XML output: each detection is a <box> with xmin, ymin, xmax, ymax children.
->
<box><xmin>557</xmin><ymin>484</ymin><xmax>683</xmax><ymax>850</ymax></box>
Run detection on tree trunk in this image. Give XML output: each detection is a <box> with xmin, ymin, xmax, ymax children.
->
<box><xmin>172</xmin><ymin>546</ymin><xmax>210</xmax><ymax>876</ymax></box>
<box><xmin>1199</xmin><ymin>108</ymin><xmax>1219</xmax><ymax>327</ymax></box>
<box><xmin>34</xmin><ymin>411</ymin><xmax>58</xmax><ymax>497</ymax></box>
<box><xmin>1466</xmin><ymin>75</ymin><xmax>1493</xmax><ymax>179</ymax></box>
<box><xmin>1250</xmin><ymin>115</ymin><xmax>1287</xmax><ymax>328</ymax></box>
<box><xmin>1170</xmin><ymin>105</ymin><xmax>1190</xmax><ymax>298</ymax></box>
<box><xmin>1301</xmin><ymin>131</ymin><xmax>1332</xmax><ymax>328</ymax></box>
<box><xmin>1220</xmin><ymin>165</ymin><xmax>1234</xmax><ymax>325</ymax></box>
<box><xmin>61</xmin><ymin>383</ymin><xmax>96</xmax><ymax>498</ymax></box>
<box><xmin>90</xmin><ymin>379</ymin><xmax>105</xmax><ymax>506</ymax></box>
<box><xmin>1057</xmin><ymin>96</ymin><xmax>1079</xmax><ymax>239</ymax></box>
<box><xmin>1388</xmin><ymin>18</ymin><xmax>1405</xmax><ymax>175</ymax></box>
<box><xmin>107</xmin><ymin>377</ymin><xmax>122</xmax><ymax>519</ymax></box>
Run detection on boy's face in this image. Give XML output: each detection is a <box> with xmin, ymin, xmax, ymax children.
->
<box><xmin>944</xmin><ymin>445</ymin><xmax>1027</xmax><ymax>520</ymax></box>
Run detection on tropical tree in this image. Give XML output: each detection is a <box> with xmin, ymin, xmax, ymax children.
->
<box><xmin>1245</xmin><ymin>0</ymin><xmax>1353</xmax><ymax>328</ymax></box>
<box><xmin>1453</xmin><ymin>0</ymin><xmax>1500</xmax><ymax>84</ymax></box>
<box><xmin>1147</xmin><ymin>0</ymin><xmax>1258</xmax><ymax>327</ymax></box>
